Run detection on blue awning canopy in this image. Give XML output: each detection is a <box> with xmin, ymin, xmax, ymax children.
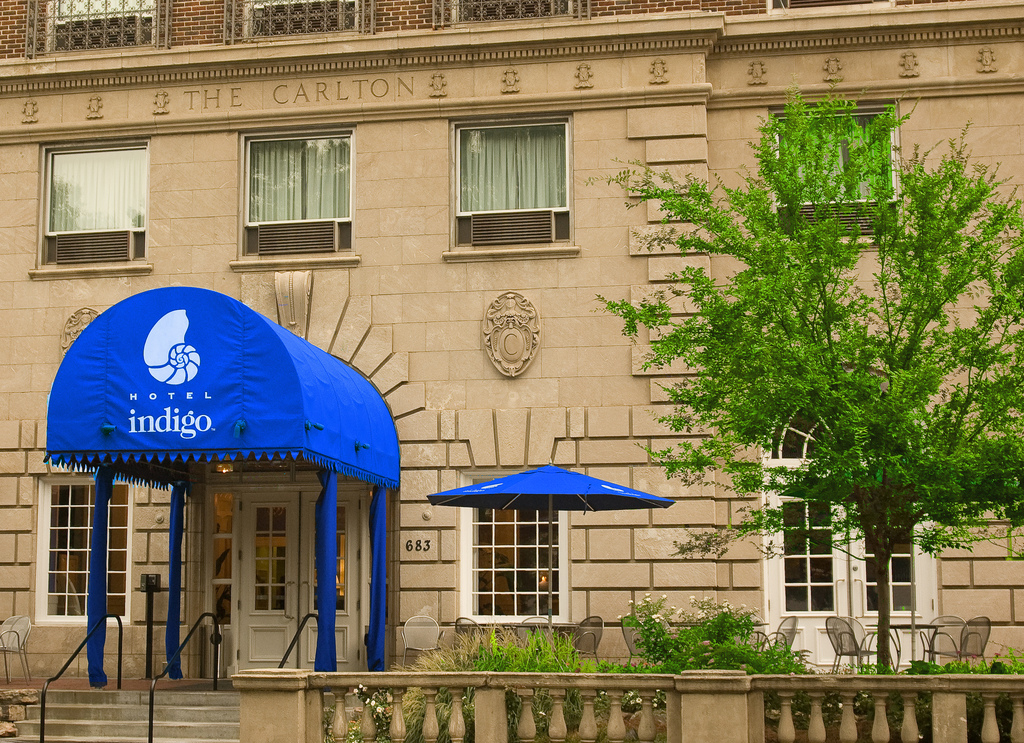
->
<box><xmin>46</xmin><ymin>286</ymin><xmax>400</xmax><ymax>489</ymax></box>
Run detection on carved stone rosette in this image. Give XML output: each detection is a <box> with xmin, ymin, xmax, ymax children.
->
<box><xmin>61</xmin><ymin>308</ymin><xmax>100</xmax><ymax>354</ymax></box>
<box><xmin>483</xmin><ymin>291</ymin><xmax>540</xmax><ymax>378</ymax></box>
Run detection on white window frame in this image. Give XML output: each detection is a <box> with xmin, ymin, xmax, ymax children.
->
<box><xmin>42</xmin><ymin>142</ymin><xmax>149</xmax><ymax>264</ymax></box>
<box><xmin>242</xmin><ymin>132</ymin><xmax>354</xmax><ymax>254</ymax></box>
<box><xmin>34</xmin><ymin>477</ymin><xmax>134</xmax><ymax>625</ymax></box>
<box><xmin>453</xmin><ymin>119</ymin><xmax>572</xmax><ymax>246</ymax></box>
<box><xmin>457</xmin><ymin>473</ymin><xmax>570</xmax><ymax>623</ymax></box>
<box><xmin>772</xmin><ymin>102</ymin><xmax>900</xmax><ymax>232</ymax></box>
<box><xmin>763</xmin><ymin>421</ymin><xmax>939</xmax><ymax>657</ymax></box>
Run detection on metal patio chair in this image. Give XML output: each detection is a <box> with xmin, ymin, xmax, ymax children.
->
<box><xmin>0</xmin><ymin>615</ymin><xmax>31</xmax><ymax>682</ymax></box>
<box><xmin>959</xmin><ymin>616</ymin><xmax>991</xmax><ymax>663</ymax></box>
<box><xmin>826</xmin><ymin>616</ymin><xmax>873</xmax><ymax>672</ymax></box>
<box><xmin>767</xmin><ymin>616</ymin><xmax>798</xmax><ymax>649</ymax></box>
<box><xmin>923</xmin><ymin>615</ymin><xmax>966</xmax><ymax>664</ymax></box>
<box><xmin>622</xmin><ymin>623</ymin><xmax>642</xmax><ymax>663</ymax></box>
<box><xmin>572</xmin><ymin>615</ymin><xmax>604</xmax><ymax>659</ymax></box>
<box><xmin>401</xmin><ymin>615</ymin><xmax>441</xmax><ymax>665</ymax></box>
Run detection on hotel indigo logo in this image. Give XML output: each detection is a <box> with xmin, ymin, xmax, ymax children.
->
<box><xmin>144</xmin><ymin>309</ymin><xmax>201</xmax><ymax>385</ymax></box>
<box><xmin>129</xmin><ymin>309</ymin><xmax>213</xmax><ymax>439</ymax></box>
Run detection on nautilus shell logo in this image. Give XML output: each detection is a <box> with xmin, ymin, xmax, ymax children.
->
<box><xmin>144</xmin><ymin>310</ymin><xmax>201</xmax><ymax>385</ymax></box>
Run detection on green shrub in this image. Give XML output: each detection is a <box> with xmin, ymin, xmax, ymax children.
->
<box><xmin>621</xmin><ymin>594</ymin><xmax>809</xmax><ymax>675</ymax></box>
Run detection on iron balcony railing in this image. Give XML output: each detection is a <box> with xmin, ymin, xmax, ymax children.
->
<box><xmin>27</xmin><ymin>0</ymin><xmax>169</xmax><ymax>56</ymax></box>
<box><xmin>225</xmin><ymin>0</ymin><xmax>374</xmax><ymax>41</ymax></box>
<box><xmin>432</xmin><ymin>0</ymin><xmax>588</xmax><ymax>28</ymax></box>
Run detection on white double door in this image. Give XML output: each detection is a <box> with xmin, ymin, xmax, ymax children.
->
<box><xmin>236</xmin><ymin>488</ymin><xmax>364</xmax><ymax>671</ymax></box>
<box><xmin>764</xmin><ymin>540</ymin><xmax>937</xmax><ymax>668</ymax></box>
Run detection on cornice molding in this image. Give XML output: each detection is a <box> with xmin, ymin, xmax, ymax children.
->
<box><xmin>714</xmin><ymin>23</ymin><xmax>1024</xmax><ymax>56</ymax></box>
<box><xmin>714</xmin><ymin>2</ymin><xmax>1024</xmax><ymax>56</ymax></box>
<box><xmin>0</xmin><ymin>17</ymin><xmax>721</xmax><ymax>95</ymax></box>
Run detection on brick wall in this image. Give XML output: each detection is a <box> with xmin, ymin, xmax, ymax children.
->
<box><xmin>171</xmin><ymin>0</ymin><xmax>224</xmax><ymax>46</ymax></box>
<box><xmin>0</xmin><ymin>0</ymin><xmax>978</xmax><ymax>58</ymax></box>
<box><xmin>0</xmin><ymin>0</ymin><xmax>26</xmax><ymax>59</ymax></box>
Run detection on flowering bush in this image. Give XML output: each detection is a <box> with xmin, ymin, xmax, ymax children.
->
<box><xmin>620</xmin><ymin>594</ymin><xmax>807</xmax><ymax>675</ymax></box>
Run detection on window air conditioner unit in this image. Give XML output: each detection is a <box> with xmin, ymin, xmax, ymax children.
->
<box><xmin>245</xmin><ymin>220</ymin><xmax>350</xmax><ymax>255</ymax></box>
<box><xmin>457</xmin><ymin>209</ymin><xmax>569</xmax><ymax>246</ymax></box>
<box><xmin>45</xmin><ymin>230</ymin><xmax>145</xmax><ymax>264</ymax></box>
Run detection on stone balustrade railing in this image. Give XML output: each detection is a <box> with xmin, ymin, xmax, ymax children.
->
<box><xmin>232</xmin><ymin>668</ymin><xmax>1024</xmax><ymax>743</ymax></box>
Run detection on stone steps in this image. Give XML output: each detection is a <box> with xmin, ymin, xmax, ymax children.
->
<box><xmin>11</xmin><ymin>688</ymin><xmax>240</xmax><ymax>743</ymax></box>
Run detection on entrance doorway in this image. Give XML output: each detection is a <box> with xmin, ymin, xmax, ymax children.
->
<box><xmin>210</xmin><ymin>484</ymin><xmax>366</xmax><ymax>673</ymax></box>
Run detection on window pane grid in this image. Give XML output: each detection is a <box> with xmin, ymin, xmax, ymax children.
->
<box><xmin>253</xmin><ymin>505</ymin><xmax>287</xmax><ymax>612</ymax></box>
<box><xmin>47</xmin><ymin>483</ymin><xmax>129</xmax><ymax>617</ymax></box>
<box><xmin>472</xmin><ymin>507</ymin><xmax>558</xmax><ymax>618</ymax></box>
<box><xmin>782</xmin><ymin>501</ymin><xmax>834</xmax><ymax>613</ymax></box>
<box><xmin>865</xmin><ymin>544</ymin><xmax>913</xmax><ymax>612</ymax></box>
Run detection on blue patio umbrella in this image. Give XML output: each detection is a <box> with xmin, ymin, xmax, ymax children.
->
<box><xmin>428</xmin><ymin>465</ymin><xmax>674</xmax><ymax>621</ymax></box>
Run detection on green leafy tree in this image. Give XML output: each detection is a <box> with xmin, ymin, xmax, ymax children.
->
<box><xmin>605</xmin><ymin>92</ymin><xmax>1024</xmax><ymax>668</ymax></box>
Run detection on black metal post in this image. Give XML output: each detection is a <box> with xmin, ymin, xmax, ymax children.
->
<box><xmin>140</xmin><ymin>574</ymin><xmax>162</xmax><ymax>679</ymax></box>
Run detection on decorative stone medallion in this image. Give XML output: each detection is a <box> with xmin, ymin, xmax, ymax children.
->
<box><xmin>22</xmin><ymin>99</ymin><xmax>38</xmax><ymax>124</ymax></box>
<box><xmin>575</xmin><ymin>62</ymin><xmax>594</xmax><ymax>89</ymax></box>
<box><xmin>483</xmin><ymin>292</ymin><xmax>540</xmax><ymax>378</ymax></box>
<box><xmin>978</xmin><ymin>47</ymin><xmax>997</xmax><ymax>73</ymax></box>
<box><xmin>154</xmin><ymin>90</ymin><xmax>171</xmax><ymax>115</ymax></box>
<box><xmin>429</xmin><ymin>72</ymin><xmax>448</xmax><ymax>98</ymax></box>
<box><xmin>823</xmin><ymin>57</ymin><xmax>843</xmax><ymax>84</ymax></box>
<box><xmin>899</xmin><ymin>52</ymin><xmax>919</xmax><ymax>78</ymax></box>
<box><xmin>649</xmin><ymin>58</ymin><xmax>669</xmax><ymax>85</ymax></box>
<box><xmin>747</xmin><ymin>61</ymin><xmax>767</xmax><ymax>85</ymax></box>
<box><xmin>501</xmin><ymin>67</ymin><xmax>521</xmax><ymax>94</ymax></box>
<box><xmin>61</xmin><ymin>308</ymin><xmax>100</xmax><ymax>354</ymax></box>
<box><xmin>87</xmin><ymin>95</ymin><xmax>103</xmax><ymax>119</ymax></box>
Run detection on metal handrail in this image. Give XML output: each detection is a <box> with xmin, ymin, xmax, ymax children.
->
<box><xmin>40</xmin><ymin>613</ymin><xmax>124</xmax><ymax>743</ymax></box>
<box><xmin>148</xmin><ymin>612</ymin><xmax>221</xmax><ymax>743</ymax></box>
<box><xmin>279</xmin><ymin>612</ymin><xmax>318</xmax><ymax>669</ymax></box>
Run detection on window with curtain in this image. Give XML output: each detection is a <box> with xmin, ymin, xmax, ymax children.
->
<box><xmin>456</xmin><ymin>123</ymin><xmax>569</xmax><ymax>246</ymax></box>
<box><xmin>459</xmin><ymin>123</ymin><xmax>566</xmax><ymax>213</ymax></box>
<box><xmin>245</xmin><ymin>136</ymin><xmax>352</xmax><ymax>254</ymax></box>
<box><xmin>48</xmin><ymin>148</ymin><xmax>147</xmax><ymax>234</ymax></box>
<box><xmin>248</xmin><ymin>136</ymin><xmax>351</xmax><ymax>224</ymax></box>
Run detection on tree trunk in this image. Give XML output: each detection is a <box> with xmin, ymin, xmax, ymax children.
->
<box><xmin>872</xmin><ymin>551</ymin><xmax>893</xmax><ymax>671</ymax></box>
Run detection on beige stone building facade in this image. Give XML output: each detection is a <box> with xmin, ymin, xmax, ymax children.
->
<box><xmin>0</xmin><ymin>0</ymin><xmax>1022</xmax><ymax>677</ymax></box>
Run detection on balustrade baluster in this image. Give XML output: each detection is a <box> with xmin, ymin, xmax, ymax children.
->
<box><xmin>1011</xmin><ymin>694</ymin><xmax>1024</xmax><ymax>743</ymax></box>
<box><xmin>638</xmin><ymin>692</ymin><xmax>656</xmax><ymax>742</ymax></box>
<box><xmin>390</xmin><ymin>689</ymin><xmax>406</xmax><ymax>743</ymax></box>
<box><xmin>606</xmin><ymin>690</ymin><xmax>626</xmax><ymax>743</ymax></box>
<box><xmin>777</xmin><ymin>692</ymin><xmax>796</xmax><ymax>743</ymax></box>
<box><xmin>518</xmin><ymin>689</ymin><xmax>537</xmax><ymax>743</ymax></box>
<box><xmin>360</xmin><ymin>690</ymin><xmax>377</xmax><ymax>743</ymax></box>
<box><xmin>981</xmin><ymin>694</ymin><xmax>1000</xmax><ymax>743</ymax></box>
<box><xmin>807</xmin><ymin>693</ymin><xmax>826</xmax><ymax>743</ymax></box>
<box><xmin>578</xmin><ymin>690</ymin><xmax>598</xmax><ymax>743</ymax></box>
<box><xmin>835</xmin><ymin>691</ymin><xmax>860</xmax><ymax>743</ymax></box>
<box><xmin>448</xmin><ymin>688</ymin><xmax>466</xmax><ymax>743</ymax></box>
<box><xmin>871</xmin><ymin>693</ymin><xmax>890</xmax><ymax>743</ymax></box>
<box><xmin>900</xmin><ymin>692</ymin><xmax>919</xmax><ymax>743</ymax></box>
<box><xmin>839</xmin><ymin>692</ymin><xmax>858</xmax><ymax>743</ymax></box>
<box><xmin>549</xmin><ymin>690</ymin><xmax>567</xmax><ymax>743</ymax></box>
<box><xmin>422</xmin><ymin>688</ymin><xmax>439</xmax><ymax>743</ymax></box>
<box><xmin>332</xmin><ymin>688</ymin><xmax>350</xmax><ymax>741</ymax></box>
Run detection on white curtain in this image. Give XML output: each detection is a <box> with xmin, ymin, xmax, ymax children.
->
<box><xmin>460</xmin><ymin>124</ymin><xmax>566</xmax><ymax>212</ymax></box>
<box><xmin>49</xmin><ymin>149</ymin><xmax>146</xmax><ymax>232</ymax></box>
<box><xmin>249</xmin><ymin>138</ymin><xmax>350</xmax><ymax>223</ymax></box>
